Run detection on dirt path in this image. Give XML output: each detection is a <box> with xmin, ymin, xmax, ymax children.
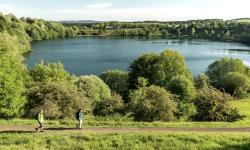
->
<box><xmin>1</xmin><ymin>125</ymin><xmax>250</xmax><ymax>133</ymax></box>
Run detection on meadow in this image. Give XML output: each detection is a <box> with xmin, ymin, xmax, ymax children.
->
<box><xmin>0</xmin><ymin>132</ymin><xmax>250</xmax><ymax>150</ymax></box>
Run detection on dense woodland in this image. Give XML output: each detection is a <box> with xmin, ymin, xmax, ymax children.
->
<box><xmin>0</xmin><ymin>13</ymin><xmax>250</xmax><ymax>122</ymax></box>
<box><xmin>68</xmin><ymin>19</ymin><xmax>250</xmax><ymax>45</ymax></box>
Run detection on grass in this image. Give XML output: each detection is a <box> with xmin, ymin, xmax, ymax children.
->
<box><xmin>1</xmin><ymin>98</ymin><xmax>250</xmax><ymax>128</ymax></box>
<box><xmin>0</xmin><ymin>132</ymin><xmax>250</xmax><ymax>150</ymax></box>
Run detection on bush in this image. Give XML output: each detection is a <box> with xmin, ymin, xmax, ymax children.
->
<box><xmin>94</xmin><ymin>93</ymin><xmax>124</xmax><ymax>116</ymax></box>
<box><xmin>193</xmin><ymin>86</ymin><xmax>243</xmax><ymax>122</ymax></box>
<box><xmin>76</xmin><ymin>75</ymin><xmax>111</xmax><ymax>108</ymax></box>
<box><xmin>206</xmin><ymin>58</ymin><xmax>248</xmax><ymax>89</ymax></box>
<box><xmin>25</xmin><ymin>82</ymin><xmax>91</xmax><ymax>119</ymax></box>
<box><xmin>128</xmin><ymin>85</ymin><xmax>177</xmax><ymax>122</ymax></box>
<box><xmin>100</xmin><ymin>70</ymin><xmax>128</xmax><ymax>97</ymax></box>
<box><xmin>195</xmin><ymin>74</ymin><xmax>209</xmax><ymax>89</ymax></box>
<box><xmin>175</xmin><ymin>102</ymin><xmax>196</xmax><ymax>121</ymax></box>
<box><xmin>221</xmin><ymin>72</ymin><xmax>250</xmax><ymax>98</ymax></box>
<box><xmin>29</xmin><ymin>61</ymin><xmax>75</xmax><ymax>84</ymax></box>
<box><xmin>167</xmin><ymin>75</ymin><xmax>196</xmax><ymax>102</ymax></box>
<box><xmin>167</xmin><ymin>75</ymin><xmax>196</xmax><ymax>121</ymax></box>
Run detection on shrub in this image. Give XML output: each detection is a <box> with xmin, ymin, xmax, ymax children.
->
<box><xmin>193</xmin><ymin>86</ymin><xmax>243</xmax><ymax>122</ymax></box>
<box><xmin>128</xmin><ymin>85</ymin><xmax>177</xmax><ymax>122</ymax></box>
<box><xmin>167</xmin><ymin>75</ymin><xmax>196</xmax><ymax>102</ymax></box>
<box><xmin>94</xmin><ymin>93</ymin><xmax>124</xmax><ymax>116</ymax></box>
<box><xmin>206</xmin><ymin>58</ymin><xmax>247</xmax><ymax>88</ymax></box>
<box><xmin>167</xmin><ymin>75</ymin><xmax>197</xmax><ymax>121</ymax></box>
<box><xmin>76</xmin><ymin>75</ymin><xmax>111</xmax><ymax>108</ymax></box>
<box><xmin>221</xmin><ymin>72</ymin><xmax>250</xmax><ymax>98</ymax></box>
<box><xmin>29</xmin><ymin>61</ymin><xmax>75</xmax><ymax>84</ymax></box>
<box><xmin>100</xmin><ymin>70</ymin><xmax>128</xmax><ymax>97</ymax></box>
<box><xmin>25</xmin><ymin>82</ymin><xmax>91</xmax><ymax>119</ymax></box>
<box><xmin>195</xmin><ymin>74</ymin><xmax>209</xmax><ymax>89</ymax></box>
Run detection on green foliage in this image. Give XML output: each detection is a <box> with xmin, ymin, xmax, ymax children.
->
<box><xmin>29</xmin><ymin>61</ymin><xmax>75</xmax><ymax>84</ymax></box>
<box><xmin>221</xmin><ymin>72</ymin><xmax>250</xmax><ymax>98</ymax></box>
<box><xmin>0</xmin><ymin>32</ymin><xmax>27</xmax><ymax>118</ymax></box>
<box><xmin>168</xmin><ymin>75</ymin><xmax>196</xmax><ymax>102</ymax></box>
<box><xmin>94</xmin><ymin>93</ymin><xmax>124</xmax><ymax>116</ymax></box>
<box><xmin>75</xmin><ymin>19</ymin><xmax>250</xmax><ymax>45</ymax></box>
<box><xmin>129</xmin><ymin>85</ymin><xmax>177</xmax><ymax>122</ymax></box>
<box><xmin>153</xmin><ymin>50</ymin><xmax>193</xmax><ymax>86</ymax></box>
<box><xmin>206</xmin><ymin>57</ymin><xmax>247</xmax><ymax>89</ymax></box>
<box><xmin>128</xmin><ymin>53</ymin><xmax>158</xmax><ymax>89</ymax></box>
<box><xmin>167</xmin><ymin>76</ymin><xmax>197</xmax><ymax>121</ymax></box>
<box><xmin>76</xmin><ymin>75</ymin><xmax>111</xmax><ymax>108</ymax></box>
<box><xmin>194</xmin><ymin>86</ymin><xmax>243</xmax><ymax>122</ymax></box>
<box><xmin>25</xmin><ymin>82</ymin><xmax>91</xmax><ymax>119</ymax></box>
<box><xmin>100</xmin><ymin>70</ymin><xmax>128</xmax><ymax>97</ymax></box>
<box><xmin>195</xmin><ymin>74</ymin><xmax>209</xmax><ymax>89</ymax></box>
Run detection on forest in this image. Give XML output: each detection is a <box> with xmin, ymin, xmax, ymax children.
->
<box><xmin>0</xmin><ymin>13</ymin><xmax>250</xmax><ymax>123</ymax></box>
<box><xmin>67</xmin><ymin>19</ymin><xmax>250</xmax><ymax>45</ymax></box>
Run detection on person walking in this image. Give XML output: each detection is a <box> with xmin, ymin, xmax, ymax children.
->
<box><xmin>75</xmin><ymin>109</ymin><xmax>83</xmax><ymax>129</ymax></box>
<box><xmin>36</xmin><ymin>109</ymin><xmax>44</xmax><ymax>132</ymax></box>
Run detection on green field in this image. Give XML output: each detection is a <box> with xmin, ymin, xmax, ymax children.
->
<box><xmin>0</xmin><ymin>132</ymin><xmax>250</xmax><ymax>150</ymax></box>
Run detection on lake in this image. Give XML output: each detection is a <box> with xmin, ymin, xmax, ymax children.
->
<box><xmin>25</xmin><ymin>37</ymin><xmax>250</xmax><ymax>76</ymax></box>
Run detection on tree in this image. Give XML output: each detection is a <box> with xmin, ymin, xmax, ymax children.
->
<box><xmin>25</xmin><ymin>82</ymin><xmax>91</xmax><ymax>119</ymax></box>
<box><xmin>0</xmin><ymin>32</ymin><xmax>27</xmax><ymax>118</ymax></box>
<box><xmin>128</xmin><ymin>85</ymin><xmax>177</xmax><ymax>122</ymax></box>
<box><xmin>76</xmin><ymin>75</ymin><xmax>111</xmax><ymax>108</ymax></box>
<box><xmin>100</xmin><ymin>70</ymin><xmax>128</xmax><ymax>98</ymax></box>
<box><xmin>221</xmin><ymin>72</ymin><xmax>250</xmax><ymax>98</ymax></box>
<box><xmin>128</xmin><ymin>53</ymin><xmax>158</xmax><ymax>89</ymax></box>
<box><xmin>153</xmin><ymin>50</ymin><xmax>193</xmax><ymax>88</ymax></box>
<box><xmin>29</xmin><ymin>61</ymin><xmax>75</xmax><ymax>84</ymax></box>
<box><xmin>194</xmin><ymin>86</ymin><xmax>243</xmax><ymax>122</ymax></box>
<box><xmin>206</xmin><ymin>57</ymin><xmax>248</xmax><ymax>89</ymax></box>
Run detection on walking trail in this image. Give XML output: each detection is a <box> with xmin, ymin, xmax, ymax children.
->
<box><xmin>0</xmin><ymin>125</ymin><xmax>250</xmax><ymax>133</ymax></box>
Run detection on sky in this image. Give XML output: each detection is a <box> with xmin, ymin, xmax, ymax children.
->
<box><xmin>0</xmin><ymin>0</ymin><xmax>249</xmax><ymax>21</ymax></box>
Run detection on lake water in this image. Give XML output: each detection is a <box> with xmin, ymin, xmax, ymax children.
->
<box><xmin>25</xmin><ymin>37</ymin><xmax>250</xmax><ymax>76</ymax></box>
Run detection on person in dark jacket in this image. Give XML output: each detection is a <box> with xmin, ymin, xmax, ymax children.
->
<box><xmin>75</xmin><ymin>109</ymin><xmax>83</xmax><ymax>129</ymax></box>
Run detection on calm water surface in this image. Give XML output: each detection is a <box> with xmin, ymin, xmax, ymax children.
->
<box><xmin>25</xmin><ymin>37</ymin><xmax>250</xmax><ymax>76</ymax></box>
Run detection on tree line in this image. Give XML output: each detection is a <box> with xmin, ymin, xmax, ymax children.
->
<box><xmin>68</xmin><ymin>19</ymin><xmax>250</xmax><ymax>45</ymax></box>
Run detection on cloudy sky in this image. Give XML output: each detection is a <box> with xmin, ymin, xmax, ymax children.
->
<box><xmin>0</xmin><ymin>0</ymin><xmax>249</xmax><ymax>21</ymax></box>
